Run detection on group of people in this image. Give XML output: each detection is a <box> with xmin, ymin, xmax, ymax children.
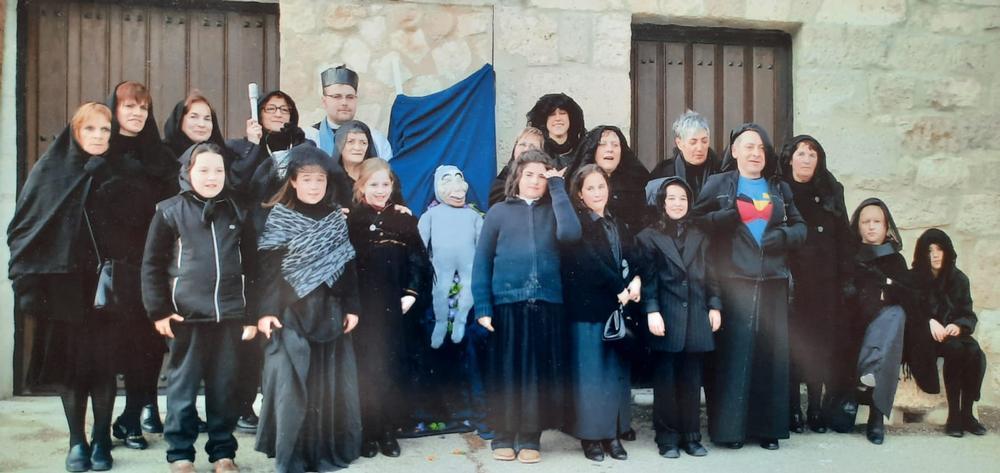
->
<box><xmin>6</xmin><ymin>62</ymin><xmax>988</xmax><ymax>473</ymax></box>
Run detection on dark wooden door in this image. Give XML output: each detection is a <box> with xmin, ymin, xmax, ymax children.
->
<box><xmin>16</xmin><ymin>0</ymin><xmax>280</xmax><ymax>394</ymax></box>
<box><xmin>631</xmin><ymin>25</ymin><xmax>792</xmax><ymax>171</ymax></box>
<box><xmin>22</xmin><ymin>0</ymin><xmax>280</xmax><ymax>170</ymax></box>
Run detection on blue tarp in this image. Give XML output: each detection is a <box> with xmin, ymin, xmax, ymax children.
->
<box><xmin>387</xmin><ymin>64</ymin><xmax>496</xmax><ymax>217</ymax></box>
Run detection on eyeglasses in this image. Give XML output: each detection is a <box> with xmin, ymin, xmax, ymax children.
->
<box><xmin>323</xmin><ymin>94</ymin><xmax>358</xmax><ymax>101</ymax></box>
<box><xmin>262</xmin><ymin>105</ymin><xmax>292</xmax><ymax>115</ymax></box>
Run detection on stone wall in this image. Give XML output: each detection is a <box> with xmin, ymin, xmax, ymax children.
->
<box><xmin>288</xmin><ymin>0</ymin><xmax>1000</xmax><ymax>409</ymax></box>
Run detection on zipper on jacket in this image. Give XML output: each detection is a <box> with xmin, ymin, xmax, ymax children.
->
<box><xmin>171</xmin><ymin>238</ymin><xmax>183</xmax><ymax>313</ymax></box>
<box><xmin>210</xmin><ymin>221</ymin><xmax>222</xmax><ymax>322</ymax></box>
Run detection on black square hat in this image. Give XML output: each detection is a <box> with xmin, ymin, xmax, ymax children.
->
<box><xmin>321</xmin><ymin>65</ymin><xmax>359</xmax><ymax>90</ymax></box>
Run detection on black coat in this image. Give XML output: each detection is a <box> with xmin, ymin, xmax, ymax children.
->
<box><xmin>691</xmin><ymin>171</ymin><xmax>807</xmax><ymax>280</ymax></box>
<box><xmin>561</xmin><ymin>210</ymin><xmax>638</xmax><ymax>324</ymax></box>
<box><xmin>636</xmin><ymin>225</ymin><xmax>720</xmax><ymax>353</ymax></box>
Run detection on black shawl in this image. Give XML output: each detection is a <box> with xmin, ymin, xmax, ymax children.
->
<box><xmin>567</xmin><ymin>125</ymin><xmax>650</xmax><ymax>233</ymax></box>
<box><xmin>780</xmin><ymin>134</ymin><xmax>845</xmax><ymax>218</ymax></box>
<box><xmin>163</xmin><ymin>98</ymin><xmax>229</xmax><ymax>160</ymax></box>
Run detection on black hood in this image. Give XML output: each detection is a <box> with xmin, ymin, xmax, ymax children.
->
<box><xmin>333</xmin><ymin>120</ymin><xmax>379</xmax><ymax>166</ymax></box>
<box><xmin>568</xmin><ymin>125</ymin><xmax>648</xmax><ymax>185</ymax></box>
<box><xmin>651</xmin><ymin>176</ymin><xmax>694</xmax><ymax>232</ymax></box>
<box><xmin>913</xmin><ymin>228</ymin><xmax>958</xmax><ymax>283</ymax></box>
<box><xmin>780</xmin><ymin>134</ymin><xmax>838</xmax><ymax>192</ymax></box>
<box><xmin>163</xmin><ymin>98</ymin><xmax>227</xmax><ymax>158</ymax></box>
<box><xmin>850</xmin><ymin>197</ymin><xmax>902</xmax><ymax>258</ymax></box>
<box><xmin>720</xmin><ymin>123</ymin><xmax>779</xmax><ymax>179</ymax></box>
<box><xmin>105</xmin><ymin>81</ymin><xmax>163</xmax><ymax>155</ymax></box>
<box><xmin>284</xmin><ymin>143</ymin><xmax>347</xmax><ymax>209</ymax></box>
<box><xmin>526</xmin><ymin>93</ymin><xmax>586</xmax><ymax>155</ymax></box>
<box><xmin>258</xmin><ymin>90</ymin><xmax>300</xmax><ymax>128</ymax></box>
<box><xmin>175</xmin><ymin>143</ymin><xmax>242</xmax><ymax>224</ymax></box>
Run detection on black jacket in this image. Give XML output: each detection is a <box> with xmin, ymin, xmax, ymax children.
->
<box><xmin>141</xmin><ymin>147</ymin><xmax>256</xmax><ymax>323</ymax></box>
<box><xmin>692</xmin><ymin>170</ymin><xmax>806</xmax><ymax>280</ymax></box>
<box><xmin>561</xmin><ymin>209</ymin><xmax>638</xmax><ymax>323</ymax></box>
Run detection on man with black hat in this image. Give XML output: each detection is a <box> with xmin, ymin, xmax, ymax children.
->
<box><xmin>305</xmin><ymin>64</ymin><xmax>394</xmax><ymax>160</ymax></box>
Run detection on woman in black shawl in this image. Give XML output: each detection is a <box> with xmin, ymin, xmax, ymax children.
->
<box><xmin>778</xmin><ymin>135</ymin><xmax>853</xmax><ymax>434</ymax></box>
<box><xmin>567</xmin><ymin>126</ymin><xmax>650</xmax><ymax>235</ymax></box>
<box><xmin>163</xmin><ymin>91</ymin><xmax>246</xmax><ymax>193</ymax></box>
<box><xmin>648</xmin><ymin>110</ymin><xmax>722</xmax><ymax>201</ymax></box>
<box><xmin>692</xmin><ymin>123</ymin><xmax>806</xmax><ymax>451</ymax></box>
<box><xmin>7</xmin><ymin>103</ymin><xmax>120</xmax><ymax>471</ymax></box>
<box><xmin>525</xmin><ymin>93</ymin><xmax>586</xmax><ymax>169</ymax></box>
<box><xmin>101</xmin><ymin>81</ymin><xmax>178</xmax><ymax>451</ymax></box>
<box><xmin>347</xmin><ymin>158</ymin><xmax>431</xmax><ymax>458</ymax></box>
<box><xmin>255</xmin><ymin>146</ymin><xmax>363</xmax><ymax>472</ymax></box>
<box><xmin>843</xmin><ymin>198</ymin><xmax>925</xmax><ymax>445</ymax></box>
<box><xmin>910</xmin><ymin>229</ymin><xmax>987</xmax><ymax>437</ymax></box>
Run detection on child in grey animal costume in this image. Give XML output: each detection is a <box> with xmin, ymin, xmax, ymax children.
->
<box><xmin>418</xmin><ymin>165</ymin><xmax>484</xmax><ymax>348</ymax></box>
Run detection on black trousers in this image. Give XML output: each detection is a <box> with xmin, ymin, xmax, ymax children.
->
<box><xmin>939</xmin><ymin>337</ymin><xmax>986</xmax><ymax>416</ymax></box>
<box><xmin>491</xmin><ymin>431</ymin><xmax>541</xmax><ymax>451</ymax></box>
<box><xmin>235</xmin><ymin>336</ymin><xmax>263</xmax><ymax>417</ymax></box>
<box><xmin>652</xmin><ymin>351</ymin><xmax>703</xmax><ymax>447</ymax></box>
<box><xmin>164</xmin><ymin>321</ymin><xmax>242</xmax><ymax>463</ymax></box>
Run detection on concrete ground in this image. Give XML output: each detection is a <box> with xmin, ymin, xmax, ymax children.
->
<box><xmin>2</xmin><ymin>394</ymin><xmax>998</xmax><ymax>473</ymax></box>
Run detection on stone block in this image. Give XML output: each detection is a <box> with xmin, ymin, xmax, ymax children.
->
<box><xmin>528</xmin><ymin>0</ymin><xmax>624</xmax><ymax>11</ymax></box>
<box><xmin>455</xmin><ymin>10</ymin><xmax>491</xmax><ymax>37</ymax></box>
<box><xmin>898</xmin><ymin>115</ymin><xmax>999</xmax><ymax>156</ymax></box>
<box><xmin>388</xmin><ymin>5</ymin><xmax>423</xmax><ymax>32</ymax></box>
<box><xmin>955</xmin><ymin>193</ymin><xmax>1000</xmax><ymax>236</ymax></box>
<box><xmin>391</xmin><ymin>28</ymin><xmax>431</xmax><ymax>63</ymax></box>
<box><xmin>431</xmin><ymin>39</ymin><xmax>474</xmax><ymax>81</ymax></box>
<box><xmin>815</xmin><ymin>0</ymin><xmax>906</xmax><ymax>26</ymax></box>
<box><xmin>914</xmin><ymin>155</ymin><xmax>970</xmax><ymax>190</ymax></box>
<box><xmin>796</xmin><ymin>24</ymin><xmax>892</xmax><ymax>69</ymax></box>
<box><xmin>407</xmin><ymin>75</ymin><xmax>446</xmax><ymax>96</ymax></box>
<box><xmin>557</xmin><ymin>13</ymin><xmax>592</xmax><ymax>64</ymax></box>
<box><xmin>340</xmin><ymin>36</ymin><xmax>372</xmax><ymax>73</ymax></box>
<box><xmin>495</xmin><ymin>7</ymin><xmax>560</xmax><ymax>66</ymax></box>
<box><xmin>471</xmin><ymin>34</ymin><xmax>493</xmax><ymax>63</ymax></box>
<box><xmin>592</xmin><ymin>12</ymin><xmax>632</xmax><ymax>67</ymax></box>
<box><xmin>887</xmin><ymin>35</ymin><xmax>990</xmax><ymax>73</ymax></box>
<box><xmin>324</xmin><ymin>4</ymin><xmax>367</xmax><ymax>30</ymax></box>
<box><xmin>358</xmin><ymin>15</ymin><xmax>387</xmax><ymax>46</ymax></box>
<box><xmin>356</xmin><ymin>103</ymin><xmax>384</xmax><ymax>133</ymax></box>
<box><xmin>867</xmin><ymin>73</ymin><xmax>922</xmax><ymax>113</ymax></box>
<box><xmin>372</xmin><ymin>52</ymin><xmax>414</xmax><ymax>93</ymax></box>
<box><xmin>651</xmin><ymin>0</ymin><xmax>705</xmax><ymax>16</ymax></box>
<box><xmin>883</xmin><ymin>189</ymin><xmax>955</xmax><ymax>229</ymax></box>
<box><xmin>279</xmin><ymin>1</ymin><xmax>317</xmax><ymax>34</ymax></box>
<box><xmin>422</xmin><ymin>9</ymin><xmax>456</xmax><ymax>42</ymax></box>
<box><xmin>930</xmin><ymin>77</ymin><xmax>984</xmax><ymax>111</ymax></box>
<box><xmin>911</xmin><ymin>3</ymin><xmax>1000</xmax><ymax>35</ymax></box>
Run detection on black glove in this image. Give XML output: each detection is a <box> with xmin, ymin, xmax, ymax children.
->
<box><xmin>264</xmin><ymin>122</ymin><xmax>305</xmax><ymax>151</ymax></box>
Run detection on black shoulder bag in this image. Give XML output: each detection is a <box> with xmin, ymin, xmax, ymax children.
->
<box><xmin>83</xmin><ymin>212</ymin><xmax>143</xmax><ymax>316</ymax></box>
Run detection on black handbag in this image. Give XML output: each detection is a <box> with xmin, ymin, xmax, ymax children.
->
<box><xmin>602</xmin><ymin>304</ymin><xmax>630</xmax><ymax>341</ymax></box>
<box><xmin>84</xmin><ymin>212</ymin><xmax>143</xmax><ymax>316</ymax></box>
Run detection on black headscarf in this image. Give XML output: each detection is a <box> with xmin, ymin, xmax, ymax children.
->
<box><xmin>525</xmin><ymin>93</ymin><xmax>586</xmax><ymax>159</ymax></box>
<box><xmin>333</xmin><ymin>119</ymin><xmax>379</xmax><ymax>166</ymax></box>
<box><xmin>8</xmin><ymin>125</ymin><xmax>96</xmax><ymax>277</ymax></box>
<box><xmin>849</xmin><ymin>197</ymin><xmax>902</xmax><ymax>262</ymax></box>
<box><xmin>568</xmin><ymin>125</ymin><xmax>648</xmax><ymax>184</ymax></box>
<box><xmin>163</xmin><ymin>98</ymin><xmax>228</xmax><ymax>159</ymax></box>
<box><xmin>779</xmin><ymin>134</ymin><xmax>845</xmax><ymax>217</ymax></box>
<box><xmin>652</xmin><ymin>176</ymin><xmax>694</xmax><ymax>237</ymax></box>
<box><xmin>257</xmin><ymin>90</ymin><xmax>304</xmax><ymax>152</ymax></box>
<box><xmin>912</xmin><ymin>228</ymin><xmax>958</xmax><ymax>288</ymax></box>
<box><xmin>720</xmin><ymin>123</ymin><xmax>780</xmax><ymax>179</ymax></box>
<box><xmin>105</xmin><ymin>81</ymin><xmax>178</xmax><ymax>190</ymax></box>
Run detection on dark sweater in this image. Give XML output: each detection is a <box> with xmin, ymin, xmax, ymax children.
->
<box><xmin>472</xmin><ymin>177</ymin><xmax>581</xmax><ymax>317</ymax></box>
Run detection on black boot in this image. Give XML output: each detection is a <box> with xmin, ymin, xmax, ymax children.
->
<box><xmin>866</xmin><ymin>407</ymin><xmax>885</xmax><ymax>445</ymax></box>
<box><xmin>113</xmin><ymin>416</ymin><xmax>149</xmax><ymax>449</ymax></box>
<box><xmin>360</xmin><ymin>440</ymin><xmax>379</xmax><ymax>458</ymax></box>
<box><xmin>602</xmin><ymin>438</ymin><xmax>627</xmax><ymax>460</ymax></box>
<box><xmin>379</xmin><ymin>431</ymin><xmax>401</xmax><ymax>457</ymax></box>
<box><xmin>65</xmin><ymin>443</ymin><xmax>91</xmax><ymax>472</ymax></box>
<box><xmin>140</xmin><ymin>404</ymin><xmax>164</xmax><ymax>434</ymax></box>
<box><xmin>789</xmin><ymin>409</ymin><xmax>805</xmax><ymax>434</ymax></box>
<box><xmin>807</xmin><ymin>409</ymin><xmax>828</xmax><ymax>433</ymax></box>
<box><xmin>581</xmin><ymin>440</ymin><xmax>604</xmax><ymax>461</ymax></box>
<box><xmin>90</xmin><ymin>439</ymin><xmax>113</xmax><ymax>471</ymax></box>
<box><xmin>946</xmin><ymin>387</ymin><xmax>964</xmax><ymax>437</ymax></box>
<box><xmin>961</xmin><ymin>389</ymin><xmax>987</xmax><ymax>435</ymax></box>
<box><xmin>236</xmin><ymin>412</ymin><xmax>259</xmax><ymax>434</ymax></box>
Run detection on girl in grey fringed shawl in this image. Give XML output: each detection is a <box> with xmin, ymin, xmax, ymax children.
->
<box><xmin>254</xmin><ymin>145</ymin><xmax>363</xmax><ymax>473</ymax></box>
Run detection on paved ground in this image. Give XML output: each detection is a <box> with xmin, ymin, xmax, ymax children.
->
<box><xmin>2</xmin><ymin>395</ymin><xmax>998</xmax><ymax>472</ymax></box>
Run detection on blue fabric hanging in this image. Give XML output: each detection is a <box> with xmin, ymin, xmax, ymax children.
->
<box><xmin>388</xmin><ymin>64</ymin><xmax>496</xmax><ymax>217</ymax></box>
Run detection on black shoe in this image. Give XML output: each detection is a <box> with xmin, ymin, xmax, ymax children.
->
<box><xmin>379</xmin><ymin>432</ymin><xmax>401</xmax><ymax>457</ymax></box>
<box><xmin>790</xmin><ymin>409</ymin><xmax>805</xmax><ymax>433</ymax></box>
<box><xmin>718</xmin><ymin>441</ymin><xmax>743</xmax><ymax>449</ymax></box>
<box><xmin>360</xmin><ymin>440</ymin><xmax>379</xmax><ymax>458</ymax></box>
<box><xmin>759</xmin><ymin>438</ymin><xmax>779</xmax><ymax>450</ymax></box>
<box><xmin>808</xmin><ymin>411</ymin><xmax>828</xmax><ymax>433</ymax></box>
<box><xmin>658</xmin><ymin>444</ymin><xmax>680</xmax><ymax>459</ymax></box>
<box><xmin>65</xmin><ymin>443</ymin><xmax>91</xmax><ymax>472</ymax></box>
<box><xmin>963</xmin><ymin>416</ymin><xmax>987</xmax><ymax>436</ymax></box>
<box><xmin>945</xmin><ymin>417</ymin><xmax>965</xmax><ymax>438</ymax></box>
<box><xmin>90</xmin><ymin>441</ymin><xmax>113</xmax><ymax>471</ymax></box>
<box><xmin>866</xmin><ymin>414</ymin><xmax>885</xmax><ymax>445</ymax></box>
<box><xmin>620</xmin><ymin>428</ymin><xmax>636</xmax><ymax>441</ymax></box>
<box><xmin>236</xmin><ymin>413</ymin><xmax>259</xmax><ymax>434</ymax></box>
<box><xmin>112</xmin><ymin>417</ymin><xmax>149</xmax><ymax>449</ymax></box>
<box><xmin>140</xmin><ymin>404</ymin><xmax>164</xmax><ymax>434</ymax></box>
<box><xmin>603</xmin><ymin>438</ymin><xmax>627</xmax><ymax>460</ymax></box>
<box><xmin>681</xmin><ymin>441</ymin><xmax>708</xmax><ymax>457</ymax></box>
<box><xmin>581</xmin><ymin>440</ymin><xmax>604</xmax><ymax>462</ymax></box>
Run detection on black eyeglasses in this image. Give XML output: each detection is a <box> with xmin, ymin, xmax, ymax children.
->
<box><xmin>262</xmin><ymin>105</ymin><xmax>292</xmax><ymax>114</ymax></box>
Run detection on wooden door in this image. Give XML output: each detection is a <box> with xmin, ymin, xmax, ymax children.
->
<box><xmin>15</xmin><ymin>0</ymin><xmax>280</xmax><ymax>395</ymax></box>
<box><xmin>631</xmin><ymin>25</ymin><xmax>792</xmax><ymax>170</ymax></box>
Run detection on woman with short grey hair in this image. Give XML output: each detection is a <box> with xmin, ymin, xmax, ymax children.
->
<box><xmin>648</xmin><ymin>110</ymin><xmax>721</xmax><ymax>200</ymax></box>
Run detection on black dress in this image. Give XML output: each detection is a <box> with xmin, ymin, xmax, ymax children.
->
<box><xmin>255</xmin><ymin>203</ymin><xmax>363</xmax><ymax>473</ymax></box>
<box><xmin>562</xmin><ymin>210</ymin><xmax>635</xmax><ymax>441</ymax></box>
<box><xmin>347</xmin><ymin>203</ymin><xmax>430</xmax><ymax>441</ymax></box>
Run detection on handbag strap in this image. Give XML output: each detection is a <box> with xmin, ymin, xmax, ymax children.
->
<box><xmin>82</xmin><ymin>211</ymin><xmax>102</xmax><ymax>262</ymax></box>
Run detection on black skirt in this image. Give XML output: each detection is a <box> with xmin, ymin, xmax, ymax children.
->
<box><xmin>485</xmin><ymin>301</ymin><xmax>567</xmax><ymax>434</ymax></box>
<box><xmin>566</xmin><ymin>321</ymin><xmax>631</xmax><ymax>440</ymax></box>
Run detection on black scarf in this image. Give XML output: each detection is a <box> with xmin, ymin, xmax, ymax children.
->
<box><xmin>258</xmin><ymin>204</ymin><xmax>356</xmax><ymax>298</ymax></box>
<box><xmin>163</xmin><ymin>99</ymin><xmax>229</xmax><ymax>160</ymax></box>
